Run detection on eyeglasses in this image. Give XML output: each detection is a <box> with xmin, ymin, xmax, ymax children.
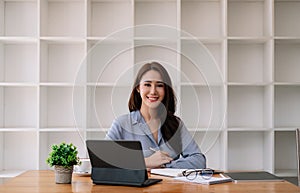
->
<box><xmin>182</xmin><ymin>168</ymin><xmax>214</xmax><ymax>180</ymax></box>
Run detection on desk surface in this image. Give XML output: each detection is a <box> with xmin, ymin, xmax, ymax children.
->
<box><xmin>0</xmin><ymin>170</ymin><xmax>299</xmax><ymax>193</ymax></box>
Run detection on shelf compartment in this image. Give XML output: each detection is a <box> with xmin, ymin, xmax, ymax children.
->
<box><xmin>134</xmin><ymin>0</ymin><xmax>177</xmax><ymax>27</ymax></box>
<box><xmin>87</xmin><ymin>40</ymin><xmax>134</xmax><ymax>84</ymax></box>
<box><xmin>228</xmin><ymin>85</ymin><xmax>272</xmax><ymax>128</ymax></box>
<box><xmin>0</xmin><ymin>86</ymin><xmax>37</xmax><ymax>128</ymax></box>
<box><xmin>87</xmin><ymin>85</ymin><xmax>131</xmax><ymax>129</ymax></box>
<box><xmin>275</xmin><ymin>85</ymin><xmax>300</xmax><ymax>127</ymax></box>
<box><xmin>86</xmin><ymin>130</ymin><xmax>107</xmax><ymax>140</ymax></box>
<box><xmin>180</xmin><ymin>85</ymin><xmax>226</xmax><ymax>129</ymax></box>
<box><xmin>191</xmin><ymin>131</ymin><xmax>226</xmax><ymax>170</ymax></box>
<box><xmin>40</xmin><ymin>0</ymin><xmax>85</xmax><ymax>36</ymax></box>
<box><xmin>0</xmin><ymin>0</ymin><xmax>37</xmax><ymax>36</ymax></box>
<box><xmin>181</xmin><ymin>39</ymin><xmax>225</xmax><ymax>85</ymax></box>
<box><xmin>39</xmin><ymin>131</ymin><xmax>87</xmax><ymax>169</ymax></box>
<box><xmin>40</xmin><ymin>86</ymin><xmax>79</xmax><ymax>128</ymax></box>
<box><xmin>275</xmin><ymin>40</ymin><xmax>300</xmax><ymax>83</ymax></box>
<box><xmin>228</xmin><ymin>131</ymin><xmax>273</xmax><ymax>171</ymax></box>
<box><xmin>0</xmin><ymin>132</ymin><xmax>3</xmax><ymax>171</ymax></box>
<box><xmin>134</xmin><ymin>39</ymin><xmax>179</xmax><ymax>84</ymax></box>
<box><xmin>87</xmin><ymin>0</ymin><xmax>133</xmax><ymax>37</ymax></box>
<box><xmin>40</xmin><ymin>40</ymin><xmax>85</xmax><ymax>83</ymax></box>
<box><xmin>228</xmin><ymin>0</ymin><xmax>272</xmax><ymax>37</ymax></box>
<box><xmin>274</xmin><ymin>131</ymin><xmax>297</xmax><ymax>177</ymax></box>
<box><xmin>0</xmin><ymin>131</ymin><xmax>38</xmax><ymax>171</ymax></box>
<box><xmin>275</xmin><ymin>0</ymin><xmax>300</xmax><ymax>37</ymax></box>
<box><xmin>0</xmin><ymin>41</ymin><xmax>38</xmax><ymax>83</ymax></box>
<box><xmin>228</xmin><ymin>40</ymin><xmax>272</xmax><ymax>84</ymax></box>
<box><xmin>181</xmin><ymin>0</ymin><xmax>224</xmax><ymax>38</ymax></box>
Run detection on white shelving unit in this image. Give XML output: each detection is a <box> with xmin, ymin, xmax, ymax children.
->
<box><xmin>0</xmin><ymin>0</ymin><xmax>299</xmax><ymax>182</ymax></box>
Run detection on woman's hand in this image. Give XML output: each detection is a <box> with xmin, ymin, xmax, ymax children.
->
<box><xmin>145</xmin><ymin>150</ymin><xmax>173</xmax><ymax>169</ymax></box>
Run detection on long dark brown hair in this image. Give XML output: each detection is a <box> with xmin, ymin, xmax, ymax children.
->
<box><xmin>128</xmin><ymin>62</ymin><xmax>182</xmax><ymax>154</ymax></box>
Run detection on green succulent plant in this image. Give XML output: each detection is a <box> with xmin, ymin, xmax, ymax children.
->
<box><xmin>46</xmin><ymin>142</ymin><xmax>81</xmax><ymax>168</ymax></box>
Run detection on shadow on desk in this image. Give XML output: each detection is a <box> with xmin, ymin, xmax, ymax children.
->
<box><xmin>283</xmin><ymin>177</ymin><xmax>298</xmax><ymax>186</ymax></box>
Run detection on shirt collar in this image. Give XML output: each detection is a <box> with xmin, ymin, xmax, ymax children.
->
<box><xmin>130</xmin><ymin>110</ymin><xmax>144</xmax><ymax>125</ymax></box>
<box><xmin>130</xmin><ymin>110</ymin><xmax>163</xmax><ymax>145</ymax></box>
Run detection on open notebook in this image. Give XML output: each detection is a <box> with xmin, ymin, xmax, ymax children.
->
<box><xmin>150</xmin><ymin>168</ymin><xmax>186</xmax><ymax>177</ymax></box>
<box><xmin>150</xmin><ymin>168</ymin><xmax>223</xmax><ymax>177</ymax></box>
<box><xmin>174</xmin><ymin>176</ymin><xmax>232</xmax><ymax>185</ymax></box>
<box><xmin>151</xmin><ymin>168</ymin><xmax>232</xmax><ymax>185</ymax></box>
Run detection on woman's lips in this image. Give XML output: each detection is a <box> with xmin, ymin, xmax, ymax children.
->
<box><xmin>147</xmin><ymin>96</ymin><xmax>159</xmax><ymax>102</ymax></box>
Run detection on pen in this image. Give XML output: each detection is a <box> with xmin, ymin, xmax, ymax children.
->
<box><xmin>149</xmin><ymin>147</ymin><xmax>170</xmax><ymax>156</ymax></box>
<box><xmin>149</xmin><ymin>147</ymin><xmax>158</xmax><ymax>152</ymax></box>
<box><xmin>219</xmin><ymin>173</ymin><xmax>226</xmax><ymax>178</ymax></box>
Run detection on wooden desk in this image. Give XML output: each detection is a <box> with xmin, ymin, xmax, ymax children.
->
<box><xmin>0</xmin><ymin>170</ymin><xmax>299</xmax><ymax>193</ymax></box>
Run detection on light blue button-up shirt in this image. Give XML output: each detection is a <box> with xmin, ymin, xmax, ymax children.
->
<box><xmin>105</xmin><ymin>110</ymin><xmax>206</xmax><ymax>169</ymax></box>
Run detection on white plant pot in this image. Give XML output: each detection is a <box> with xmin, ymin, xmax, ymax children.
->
<box><xmin>54</xmin><ymin>165</ymin><xmax>73</xmax><ymax>184</ymax></box>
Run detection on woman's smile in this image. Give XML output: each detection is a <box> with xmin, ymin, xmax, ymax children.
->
<box><xmin>147</xmin><ymin>96</ymin><xmax>159</xmax><ymax>102</ymax></box>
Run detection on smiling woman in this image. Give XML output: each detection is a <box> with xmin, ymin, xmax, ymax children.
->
<box><xmin>105</xmin><ymin>62</ymin><xmax>206</xmax><ymax>170</ymax></box>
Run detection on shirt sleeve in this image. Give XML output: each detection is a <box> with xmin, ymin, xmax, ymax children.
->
<box><xmin>105</xmin><ymin>118</ymin><xmax>123</xmax><ymax>140</ymax></box>
<box><xmin>165</xmin><ymin>123</ymin><xmax>206</xmax><ymax>169</ymax></box>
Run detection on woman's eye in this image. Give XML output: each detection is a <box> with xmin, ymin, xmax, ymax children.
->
<box><xmin>157</xmin><ymin>84</ymin><xmax>164</xmax><ymax>87</ymax></box>
<box><xmin>144</xmin><ymin>83</ymin><xmax>151</xmax><ymax>87</ymax></box>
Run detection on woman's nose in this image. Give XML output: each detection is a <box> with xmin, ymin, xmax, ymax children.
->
<box><xmin>150</xmin><ymin>85</ymin><xmax>157</xmax><ymax>94</ymax></box>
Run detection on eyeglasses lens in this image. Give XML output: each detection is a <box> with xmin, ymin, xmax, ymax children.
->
<box><xmin>185</xmin><ymin>170</ymin><xmax>197</xmax><ymax>180</ymax></box>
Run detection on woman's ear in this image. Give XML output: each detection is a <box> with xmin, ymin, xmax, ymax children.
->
<box><xmin>136</xmin><ymin>85</ymin><xmax>140</xmax><ymax>93</ymax></box>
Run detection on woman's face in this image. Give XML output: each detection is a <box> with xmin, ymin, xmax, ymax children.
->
<box><xmin>138</xmin><ymin>70</ymin><xmax>165</xmax><ymax>109</ymax></box>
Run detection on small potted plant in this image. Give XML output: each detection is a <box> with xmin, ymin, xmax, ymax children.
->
<box><xmin>46</xmin><ymin>142</ymin><xmax>81</xmax><ymax>184</ymax></box>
